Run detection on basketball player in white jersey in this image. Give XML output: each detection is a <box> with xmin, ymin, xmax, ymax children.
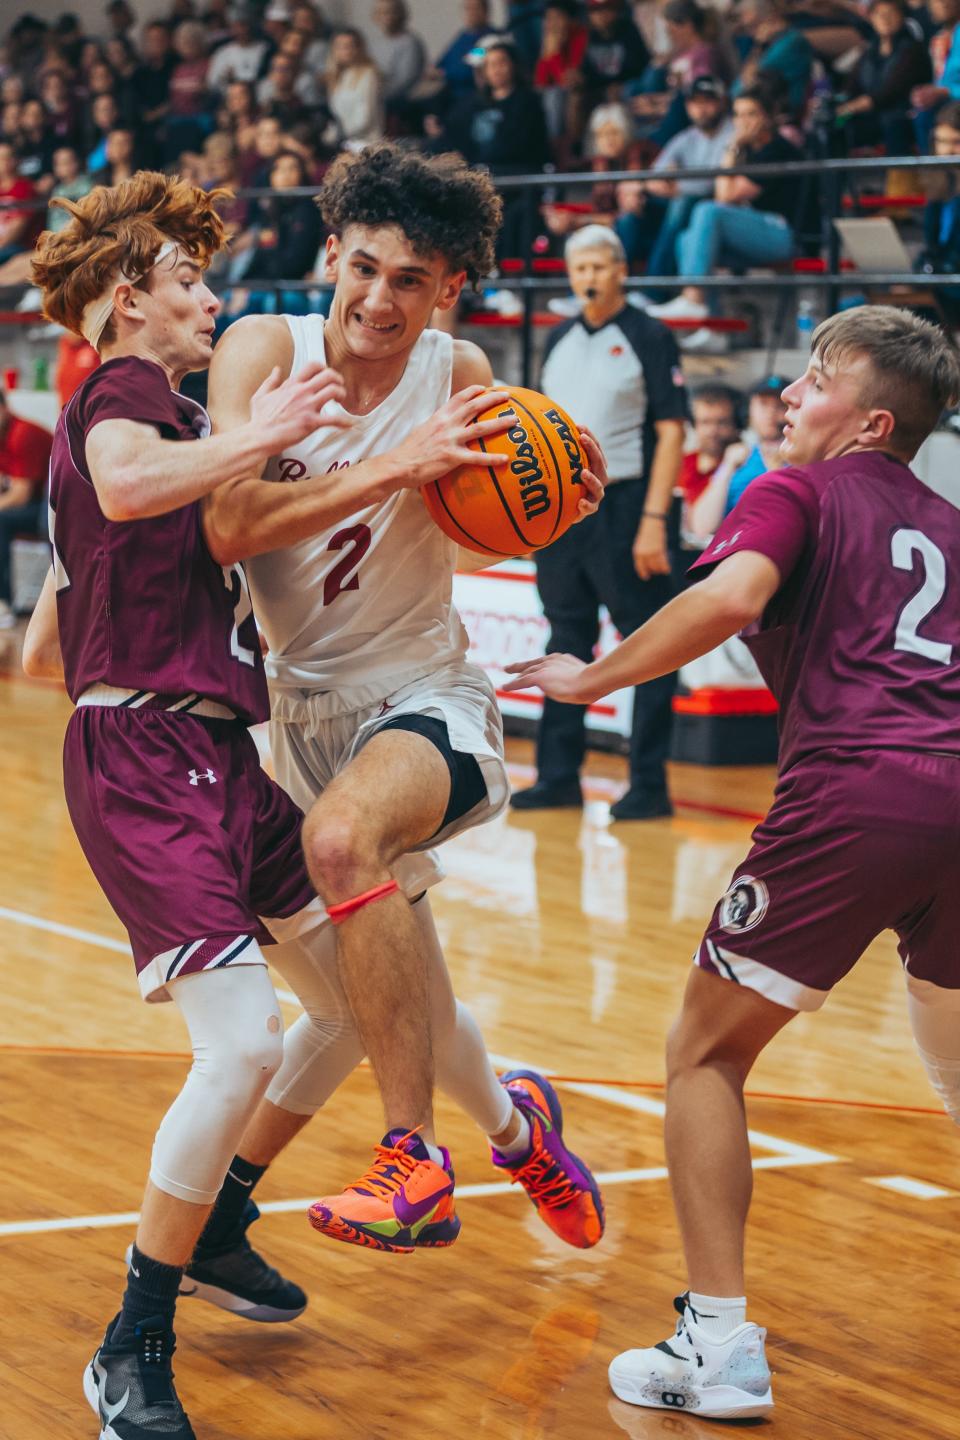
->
<box><xmin>197</xmin><ymin>145</ymin><xmax>609</xmax><ymax>1258</ymax></box>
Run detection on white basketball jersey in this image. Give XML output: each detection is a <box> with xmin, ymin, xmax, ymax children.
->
<box><xmin>246</xmin><ymin>315</ymin><xmax>467</xmax><ymax>703</ymax></box>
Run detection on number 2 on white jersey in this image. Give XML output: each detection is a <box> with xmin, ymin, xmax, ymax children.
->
<box><xmin>891</xmin><ymin>528</ymin><xmax>952</xmax><ymax>665</ymax></box>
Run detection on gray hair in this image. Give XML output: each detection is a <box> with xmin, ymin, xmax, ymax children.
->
<box><xmin>565</xmin><ymin>224</ymin><xmax>626</xmax><ymax>265</ymax></box>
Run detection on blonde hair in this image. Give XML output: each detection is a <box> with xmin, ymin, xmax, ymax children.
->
<box><xmin>813</xmin><ymin>304</ymin><xmax>960</xmax><ymax>457</ymax></box>
<box><xmin>32</xmin><ymin>170</ymin><xmax>229</xmax><ymax>341</ymax></box>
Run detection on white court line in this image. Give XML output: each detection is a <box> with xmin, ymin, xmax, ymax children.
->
<box><xmin>864</xmin><ymin>1175</ymin><xmax>957</xmax><ymax>1200</ymax></box>
<box><xmin>1</xmin><ymin>904</ymin><xmax>839</xmax><ymax>1236</ymax></box>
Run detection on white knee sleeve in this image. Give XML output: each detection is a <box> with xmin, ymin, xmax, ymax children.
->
<box><xmin>150</xmin><ymin>959</ymin><xmax>284</xmax><ymax>1205</ymax></box>
<box><xmin>265</xmin><ymin>929</ymin><xmax>365</xmax><ymax>1115</ymax></box>
<box><xmin>907</xmin><ymin>978</ymin><xmax>960</xmax><ymax>1126</ymax></box>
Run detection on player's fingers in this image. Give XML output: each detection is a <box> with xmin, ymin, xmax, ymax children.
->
<box><xmin>503</xmin><ymin>657</ymin><xmax>550</xmax><ymax>674</ymax></box>
<box><xmin>452</xmin><ymin>445</ymin><xmax>509</xmax><ymax>467</ymax></box>
<box><xmin>580</xmin><ymin>432</ymin><xmax>606</xmax><ymax>474</ymax></box>
<box><xmin>294</xmin><ymin>359</ymin><xmax>338</xmax><ymax>384</ymax></box>
<box><xmin>449</xmin><ymin>384</ymin><xmax>490</xmax><ymax>409</ymax></box>
<box><xmin>461</xmin><ymin>388</ymin><xmax>512</xmax><ymax>419</ymax></box>
<box><xmin>580</xmin><ymin>470</ymin><xmax>604</xmax><ymax>502</ymax></box>
<box><xmin>469</xmin><ymin>413</ymin><xmax>518</xmax><ymax>440</ymax></box>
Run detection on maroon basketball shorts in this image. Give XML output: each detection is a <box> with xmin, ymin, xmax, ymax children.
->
<box><xmin>63</xmin><ymin>706</ymin><xmax>316</xmax><ymax>1002</ymax></box>
<box><xmin>697</xmin><ymin>748</ymin><xmax>960</xmax><ymax>1010</ymax></box>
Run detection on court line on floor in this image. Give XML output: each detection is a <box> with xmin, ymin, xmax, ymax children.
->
<box><xmin>2</xmin><ymin>906</ymin><xmax>839</xmax><ymax>1173</ymax></box>
<box><xmin>0</xmin><ymin>1155</ymin><xmax>824</xmax><ymax>1241</ymax></box>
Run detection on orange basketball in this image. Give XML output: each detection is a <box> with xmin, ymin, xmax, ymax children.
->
<box><xmin>422</xmin><ymin>387</ymin><xmax>585</xmax><ymax>556</ymax></box>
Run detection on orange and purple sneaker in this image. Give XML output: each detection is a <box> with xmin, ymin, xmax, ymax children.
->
<box><xmin>492</xmin><ymin>1069</ymin><xmax>605</xmax><ymax>1249</ymax></box>
<box><xmin>307</xmin><ymin>1130</ymin><xmax>460</xmax><ymax>1254</ymax></box>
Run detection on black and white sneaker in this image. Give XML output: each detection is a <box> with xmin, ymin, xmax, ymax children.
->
<box><xmin>126</xmin><ymin>1201</ymin><xmax>307</xmax><ymax>1324</ymax></box>
<box><xmin>84</xmin><ymin>1314</ymin><xmax>195</xmax><ymax>1439</ymax></box>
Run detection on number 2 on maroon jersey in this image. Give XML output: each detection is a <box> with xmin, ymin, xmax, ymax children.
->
<box><xmin>324</xmin><ymin>523</ymin><xmax>371</xmax><ymax>607</ymax></box>
<box><xmin>891</xmin><ymin>528</ymin><xmax>952</xmax><ymax>666</ymax></box>
<box><xmin>222</xmin><ymin>563</ymin><xmax>256</xmax><ymax>667</ymax></box>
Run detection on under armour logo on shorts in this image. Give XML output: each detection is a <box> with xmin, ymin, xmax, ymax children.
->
<box><xmin>188</xmin><ymin>768</ymin><xmax>218</xmax><ymax>786</ymax></box>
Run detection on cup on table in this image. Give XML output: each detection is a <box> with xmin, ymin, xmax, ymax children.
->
<box><xmin>2</xmin><ymin>366</ymin><xmax>18</xmax><ymax>389</ymax></box>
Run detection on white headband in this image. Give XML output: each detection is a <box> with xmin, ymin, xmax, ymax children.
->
<box><xmin>80</xmin><ymin>239</ymin><xmax>178</xmax><ymax>350</ymax></box>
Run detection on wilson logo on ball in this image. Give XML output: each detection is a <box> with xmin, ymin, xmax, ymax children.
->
<box><xmin>422</xmin><ymin>387</ymin><xmax>585</xmax><ymax>557</ymax></box>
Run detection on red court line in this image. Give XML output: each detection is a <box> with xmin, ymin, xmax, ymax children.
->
<box><xmin>0</xmin><ymin>1045</ymin><xmax>945</xmax><ymax>1116</ymax></box>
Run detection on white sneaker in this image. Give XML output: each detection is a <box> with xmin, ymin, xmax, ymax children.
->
<box><xmin>646</xmin><ymin>294</ymin><xmax>709</xmax><ymax>320</ymax></box>
<box><xmin>547</xmin><ymin>295</ymin><xmax>583</xmax><ymax>317</ymax></box>
<box><xmin>679</xmin><ymin>325</ymin><xmax>730</xmax><ymax>353</ymax></box>
<box><xmin>0</xmin><ymin>600</ymin><xmax>15</xmax><ymax>630</ymax></box>
<box><xmin>608</xmin><ymin>1294</ymin><xmax>773</xmax><ymax>1420</ymax></box>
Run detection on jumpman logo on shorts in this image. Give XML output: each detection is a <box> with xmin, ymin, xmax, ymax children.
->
<box><xmin>188</xmin><ymin>768</ymin><xmax>218</xmax><ymax>786</ymax></box>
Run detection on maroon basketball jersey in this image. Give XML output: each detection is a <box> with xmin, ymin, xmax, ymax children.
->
<box><xmin>48</xmin><ymin>356</ymin><xmax>269</xmax><ymax>724</ymax></box>
<box><xmin>692</xmin><ymin>451</ymin><xmax>960</xmax><ymax>771</ymax></box>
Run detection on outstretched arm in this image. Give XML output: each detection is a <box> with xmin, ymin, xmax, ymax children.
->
<box><xmin>503</xmin><ymin>550</ymin><xmax>781</xmax><ymax>702</ymax></box>
<box><xmin>202</xmin><ymin>321</ymin><xmax>520</xmax><ymax>565</ymax></box>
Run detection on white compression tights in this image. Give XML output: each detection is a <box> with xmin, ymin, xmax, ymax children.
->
<box><xmin>908</xmin><ymin>980</ymin><xmax>960</xmax><ymax>1126</ymax></box>
<box><xmin>266</xmin><ymin>898</ymin><xmax>514</xmax><ymax>1138</ymax></box>
<box><xmin>150</xmin><ymin>959</ymin><xmax>284</xmax><ymax>1204</ymax></box>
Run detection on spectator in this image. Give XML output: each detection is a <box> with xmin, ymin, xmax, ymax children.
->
<box><xmin>680</xmin><ymin>384</ymin><xmax>743</xmax><ymax>512</ymax></box>
<box><xmin>1</xmin><ymin>104</ymin><xmax>21</xmax><ymax>146</ymax></box>
<box><xmin>291</xmin><ymin>2</ymin><xmax>331</xmax><ymax>72</ymax></box>
<box><xmin>220</xmin><ymin>78</ymin><xmax>260</xmax><ymax>154</ymax></box>
<box><xmin>506</xmin><ymin>0</ymin><xmax>546</xmax><ymax>68</ymax></box>
<box><xmin>431</xmin><ymin>0</ymin><xmax>496</xmax><ymax>106</ymax></box>
<box><xmin>92</xmin><ymin>127</ymin><xmax>137</xmax><ymax>188</ymax></box>
<box><xmin>263</xmin><ymin>0</ymin><xmax>295</xmax><ymax>50</ymax></box>
<box><xmin>734</xmin><ymin>0</ymin><xmax>814</xmax><ymax>118</ymax></box>
<box><xmin>911</xmin><ymin>0</ymin><xmax>960</xmax><ymax>146</ymax></box>
<box><xmin>39</xmin><ymin>69</ymin><xmax>81</xmax><ymax>147</ymax></box>
<box><xmin>46</xmin><ymin>145</ymin><xmax>91</xmax><ymax>230</ymax></box>
<box><xmin>51</xmin><ymin>13</ymin><xmax>86</xmax><ymax>73</ymax></box>
<box><xmin>324</xmin><ymin>28</ymin><xmax>385</xmax><ymax>150</ymax></box>
<box><xmin>105</xmin><ymin>0</ymin><xmax>135</xmax><ymax>46</ymax></box>
<box><xmin>239</xmin><ymin>112</ymin><xmax>286</xmax><ymax>185</ymax></box>
<box><xmin>85</xmin><ymin>93</ymin><xmax>120</xmax><ymax>173</ymax></box>
<box><xmin>243</xmin><ymin>148</ymin><xmax>324</xmax><ymax>305</ymax></box>
<box><xmin>917</xmin><ymin>99</ymin><xmax>960</xmax><ymax>315</ymax></box>
<box><xmin>55</xmin><ymin>331</ymin><xmax>101</xmax><ymax>410</ymax></box>
<box><xmin>535</xmin><ymin>0</ymin><xmax>590</xmax><ymax>149</ymax></box>
<box><xmin>630</xmin><ymin>0</ymin><xmax>734</xmax><ymax>147</ymax></box>
<box><xmin>368</xmin><ymin>0</ymin><xmax>427</xmax><ymax>124</ymax></box>
<box><xmin>630</xmin><ymin>75</ymin><xmax>735</xmax><ymax>276</ymax></box>
<box><xmin>131</xmin><ymin>21</ymin><xmax>176</xmax><ymax>162</ymax></box>
<box><xmin>650</xmin><ymin>86</ymin><xmax>803</xmax><ymax>348</ymax></box>
<box><xmin>166</xmin><ymin>19</ymin><xmax>214</xmax><ymax>160</ymax></box>
<box><xmin>511</xmin><ymin>224</ymin><xmax>687</xmax><ymax>820</ymax></box>
<box><xmin>208</xmin><ymin>6</ymin><xmax>269</xmax><ymax>92</ymax></box>
<box><xmin>0</xmin><ymin>389</ymin><xmax>53</xmax><ymax>631</ymax></box>
<box><xmin>579</xmin><ymin>0</ymin><xmax>651</xmax><ymax>113</ymax></box>
<box><xmin>15</xmin><ymin>98</ymin><xmax>56</xmax><ymax>189</ymax></box>
<box><xmin>431</xmin><ymin>36</ymin><xmax>550</xmax><ymax>171</ymax></box>
<box><xmin>104</xmin><ymin>35</ymin><xmax>140</xmax><ymax>115</ymax></box>
<box><xmin>687</xmin><ymin>375</ymin><xmax>789</xmax><ymax>539</ymax></box>
<box><xmin>540</xmin><ymin>100</ymin><xmax>645</xmax><ymax>242</ymax></box>
<box><xmin>0</xmin><ymin>141</ymin><xmax>41</xmax><ymax>262</ymax></box>
<box><xmin>1</xmin><ymin>77</ymin><xmax>27</xmax><ymax>109</ymax></box>
<box><xmin>8</xmin><ymin>15</ymin><xmax>49</xmax><ymax>88</ymax></box>
<box><xmin>277</xmin><ymin>29</ymin><xmax>327</xmax><ymax>108</ymax></box>
<box><xmin>257</xmin><ymin>50</ymin><xmax>313</xmax><ymax>128</ymax></box>
<box><xmin>837</xmin><ymin>0</ymin><xmax>931</xmax><ymax>153</ymax></box>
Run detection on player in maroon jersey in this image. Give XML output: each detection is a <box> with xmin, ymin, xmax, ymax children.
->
<box><xmin>504</xmin><ymin>305</ymin><xmax>960</xmax><ymax>1420</ymax></box>
<box><xmin>22</xmin><ymin>171</ymin><xmax>361</xmax><ymax>1440</ymax></box>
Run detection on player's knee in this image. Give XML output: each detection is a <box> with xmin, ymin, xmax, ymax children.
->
<box><xmin>198</xmin><ymin>1019</ymin><xmax>285</xmax><ymax>1099</ymax></box>
<box><xmin>302</xmin><ymin>808</ymin><xmax>384</xmax><ymax>899</ymax></box>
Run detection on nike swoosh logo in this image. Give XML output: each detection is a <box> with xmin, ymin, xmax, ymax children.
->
<box><xmin>227</xmin><ymin>1171</ymin><xmax>254</xmax><ymax>1187</ymax></box>
<box><xmin>94</xmin><ymin>1356</ymin><xmax>130</xmax><ymax>1425</ymax></box>
<box><xmin>129</xmin><ymin>1264</ymin><xmax>141</xmax><ymax>1278</ymax></box>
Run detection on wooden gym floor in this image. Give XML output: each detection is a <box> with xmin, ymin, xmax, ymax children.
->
<box><xmin>0</xmin><ymin>631</ymin><xmax>957</xmax><ymax>1440</ymax></box>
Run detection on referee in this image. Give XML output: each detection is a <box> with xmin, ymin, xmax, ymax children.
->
<box><xmin>511</xmin><ymin>225</ymin><xmax>687</xmax><ymax>820</ymax></box>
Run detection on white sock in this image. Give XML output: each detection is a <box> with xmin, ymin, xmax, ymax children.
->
<box><xmin>686</xmin><ymin>1292</ymin><xmax>748</xmax><ymax>1341</ymax></box>
<box><xmin>491</xmin><ymin>1110</ymin><xmax>532</xmax><ymax>1159</ymax></box>
<box><xmin>425</xmin><ymin>1142</ymin><xmax>446</xmax><ymax>1168</ymax></box>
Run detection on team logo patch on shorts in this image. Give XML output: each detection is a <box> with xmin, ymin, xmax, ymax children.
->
<box><xmin>719</xmin><ymin>876</ymin><xmax>769</xmax><ymax>933</ymax></box>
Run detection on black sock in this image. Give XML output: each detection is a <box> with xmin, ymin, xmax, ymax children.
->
<box><xmin>112</xmin><ymin>1244</ymin><xmax>183</xmax><ymax>1344</ymax></box>
<box><xmin>195</xmin><ymin>1155</ymin><xmax>267</xmax><ymax>1255</ymax></box>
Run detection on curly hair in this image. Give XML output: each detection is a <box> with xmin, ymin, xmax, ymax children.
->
<box><xmin>32</xmin><ymin>170</ymin><xmax>230</xmax><ymax>340</ymax></box>
<box><xmin>319</xmin><ymin>144</ymin><xmax>502</xmax><ymax>286</ymax></box>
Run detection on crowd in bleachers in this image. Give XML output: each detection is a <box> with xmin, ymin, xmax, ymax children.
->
<box><xmin>0</xmin><ymin>0</ymin><xmax>959</xmax><ymax>324</ymax></box>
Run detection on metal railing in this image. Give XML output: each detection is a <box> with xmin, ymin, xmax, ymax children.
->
<box><xmin>3</xmin><ymin>151</ymin><xmax>957</xmax><ymax>381</ymax></box>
